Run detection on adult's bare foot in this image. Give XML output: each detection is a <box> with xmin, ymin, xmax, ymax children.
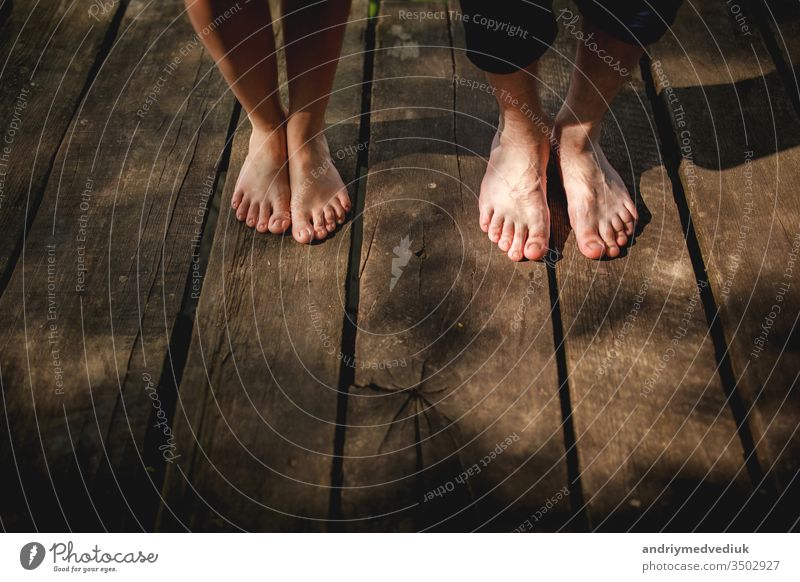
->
<box><xmin>479</xmin><ymin>114</ymin><xmax>551</xmax><ymax>262</ymax></box>
<box><xmin>287</xmin><ymin>125</ymin><xmax>351</xmax><ymax>244</ymax></box>
<box><xmin>555</xmin><ymin>116</ymin><xmax>637</xmax><ymax>259</ymax></box>
<box><xmin>231</xmin><ymin>124</ymin><xmax>292</xmax><ymax>234</ymax></box>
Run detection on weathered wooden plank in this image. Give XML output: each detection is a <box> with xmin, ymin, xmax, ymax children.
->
<box><xmin>540</xmin><ymin>0</ymin><xmax>753</xmax><ymax>531</ymax></box>
<box><xmin>339</xmin><ymin>1</ymin><xmax>569</xmax><ymax>532</ymax></box>
<box><xmin>650</xmin><ymin>0</ymin><xmax>800</xmax><ymax>529</ymax></box>
<box><xmin>158</xmin><ymin>0</ymin><xmax>368</xmax><ymax>532</ymax></box>
<box><xmin>0</xmin><ymin>0</ymin><xmax>122</xmax><ymax>285</ymax></box>
<box><xmin>0</xmin><ymin>0</ymin><xmax>237</xmax><ymax>530</ymax></box>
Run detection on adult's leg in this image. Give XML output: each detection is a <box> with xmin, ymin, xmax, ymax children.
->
<box><xmin>185</xmin><ymin>0</ymin><xmax>291</xmax><ymax>233</ymax></box>
<box><xmin>281</xmin><ymin>0</ymin><xmax>353</xmax><ymax>244</ymax></box>
<box><xmin>480</xmin><ymin>65</ymin><xmax>553</xmax><ymax>261</ymax></box>
<box><xmin>460</xmin><ymin>0</ymin><xmax>558</xmax><ymax>261</ymax></box>
<box><xmin>555</xmin><ymin>0</ymin><xmax>683</xmax><ymax>258</ymax></box>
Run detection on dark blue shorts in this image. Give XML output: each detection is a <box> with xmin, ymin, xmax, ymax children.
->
<box><xmin>460</xmin><ymin>0</ymin><xmax>683</xmax><ymax>74</ymax></box>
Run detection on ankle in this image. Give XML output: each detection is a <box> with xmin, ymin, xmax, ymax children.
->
<box><xmin>287</xmin><ymin>111</ymin><xmax>327</xmax><ymax>144</ymax></box>
<box><xmin>496</xmin><ymin>107</ymin><xmax>552</xmax><ymax>151</ymax></box>
<box><xmin>248</xmin><ymin>123</ymin><xmax>287</xmax><ymax>159</ymax></box>
<box><xmin>554</xmin><ymin>110</ymin><xmax>602</xmax><ymax>149</ymax></box>
<box><xmin>288</xmin><ymin>133</ymin><xmax>331</xmax><ymax>169</ymax></box>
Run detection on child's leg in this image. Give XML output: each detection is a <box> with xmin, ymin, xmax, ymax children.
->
<box><xmin>555</xmin><ymin>0</ymin><xmax>683</xmax><ymax>258</ymax></box>
<box><xmin>185</xmin><ymin>0</ymin><xmax>291</xmax><ymax>233</ymax></box>
<box><xmin>281</xmin><ymin>0</ymin><xmax>353</xmax><ymax>244</ymax></box>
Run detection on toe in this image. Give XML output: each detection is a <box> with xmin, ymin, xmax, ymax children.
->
<box><xmin>479</xmin><ymin>206</ymin><xmax>494</xmax><ymax>233</ymax></box>
<box><xmin>624</xmin><ymin>218</ymin><xmax>635</xmax><ymax>236</ymax></box>
<box><xmin>269</xmin><ymin>196</ymin><xmax>291</xmax><ymax>234</ymax></box>
<box><xmin>269</xmin><ymin>208</ymin><xmax>291</xmax><ymax>234</ymax></box>
<box><xmin>231</xmin><ymin>189</ymin><xmax>244</xmax><ymax>210</ymax></box>
<box><xmin>292</xmin><ymin>217</ymin><xmax>314</xmax><ymax>244</ymax></box>
<box><xmin>323</xmin><ymin>206</ymin><xmax>336</xmax><ymax>232</ymax></box>
<box><xmin>488</xmin><ymin>215</ymin><xmax>504</xmax><ymax>244</ymax></box>
<box><xmin>524</xmin><ymin>234</ymin><xmax>547</xmax><ymax>261</ymax></box>
<box><xmin>312</xmin><ymin>210</ymin><xmax>328</xmax><ymax>240</ymax></box>
<box><xmin>236</xmin><ymin>198</ymin><xmax>250</xmax><ymax>222</ymax></box>
<box><xmin>620</xmin><ymin>209</ymin><xmax>636</xmax><ymax>236</ymax></box>
<box><xmin>337</xmin><ymin>191</ymin><xmax>352</xmax><ymax>213</ymax></box>
<box><xmin>601</xmin><ymin>226</ymin><xmax>620</xmax><ymax>257</ymax></box>
<box><xmin>623</xmin><ymin>199</ymin><xmax>639</xmax><ymax>222</ymax></box>
<box><xmin>576</xmin><ymin>230</ymin><xmax>605</xmax><ymax>260</ymax></box>
<box><xmin>257</xmin><ymin>204</ymin><xmax>271</xmax><ymax>233</ymax></box>
<box><xmin>246</xmin><ymin>202</ymin><xmax>260</xmax><ymax>229</ymax></box>
<box><xmin>331</xmin><ymin>199</ymin><xmax>346</xmax><ymax>224</ymax></box>
<box><xmin>498</xmin><ymin>221</ymin><xmax>514</xmax><ymax>253</ymax></box>
<box><xmin>508</xmin><ymin>224</ymin><xmax>526</xmax><ymax>262</ymax></box>
<box><xmin>611</xmin><ymin>215</ymin><xmax>629</xmax><ymax>246</ymax></box>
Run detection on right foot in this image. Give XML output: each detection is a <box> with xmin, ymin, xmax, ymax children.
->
<box><xmin>479</xmin><ymin>116</ymin><xmax>551</xmax><ymax>262</ymax></box>
<box><xmin>231</xmin><ymin>125</ymin><xmax>292</xmax><ymax>234</ymax></box>
<box><xmin>287</xmin><ymin>131</ymin><xmax>351</xmax><ymax>244</ymax></box>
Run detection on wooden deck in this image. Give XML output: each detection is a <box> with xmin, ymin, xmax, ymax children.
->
<box><xmin>1</xmin><ymin>0</ymin><xmax>798</xmax><ymax>532</ymax></box>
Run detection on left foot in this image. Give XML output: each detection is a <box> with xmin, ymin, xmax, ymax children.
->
<box><xmin>555</xmin><ymin>115</ymin><xmax>638</xmax><ymax>259</ymax></box>
<box><xmin>286</xmin><ymin>128</ymin><xmax>351</xmax><ymax>244</ymax></box>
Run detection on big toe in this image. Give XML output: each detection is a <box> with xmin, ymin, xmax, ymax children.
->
<box><xmin>292</xmin><ymin>215</ymin><xmax>315</xmax><ymax>244</ymax></box>
<box><xmin>524</xmin><ymin>235</ymin><xmax>548</xmax><ymax>261</ymax></box>
<box><xmin>576</xmin><ymin>231</ymin><xmax>606</xmax><ymax>260</ymax></box>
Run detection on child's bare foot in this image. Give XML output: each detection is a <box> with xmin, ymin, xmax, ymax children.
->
<box><xmin>231</xmin><ymin>125</ymin><xmax>292</xmax><ymax>234</ymax></box>
<box><xmin>479</xmin><ymin>115</ymin><xmax>550</xmax><ymax>262</ymax></box>
<box><xmin>287</xmin><ymin>128</ymin><xmax>351</xmax><ymax>244</ymax></box>
<box><xmin>555</xmin><ymin>116</ymin><xmax>637</xmax><ymax>259</ymax></box>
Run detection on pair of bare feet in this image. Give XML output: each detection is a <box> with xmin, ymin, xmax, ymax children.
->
<box><xmin>479</xmin><ymin>109</ymin><xmax>638</xmax><ymax>261</ymax></box>
<box><xmin>232</xmin><ymin>120</ymin><xmax>351</xmax><ymax>244</ymax></box>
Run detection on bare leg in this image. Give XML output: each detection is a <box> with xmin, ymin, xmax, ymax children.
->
<box><xmin>185</xmin><ymin>0</ymin><xmax>291</xmax><ymax>233</ymax></box>
<box><xmin>480</xmin><ymin>63</ymin><xmax>551</xmax><ymax>261</ymax></box>
<box><xmin>555</xmin><ymin>22</ymin><xmax>641</xmax><ymax>259</ymax></box>
<box><xmin>281</xmin><ymin>0</ymin><xmax>353</xmax><ymax>244</ymax></box>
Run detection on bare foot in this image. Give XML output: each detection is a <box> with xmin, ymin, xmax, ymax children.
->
<box><xmin>555</xmin><ymin>117</ymin><xmax>637</xmax><ymax>259</ymax></box>
<box><xmin>287</xmin><ymin>130</ymin><xmax>351</xmax><ymax>244</ymax></box>
<box><xmin>479</xmin><ymin>115</ymin><xmax>550</xmax><ymax>262</ymax></box>
<box><xmin>231</xmin><ymin>125</ymin><xmax>292</xmax><ymax>234</ymax></box>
